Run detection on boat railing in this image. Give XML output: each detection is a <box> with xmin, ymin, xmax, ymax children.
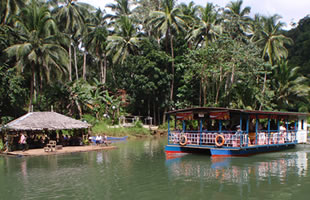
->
<box><xmin>256</xmin><ymin>130</ymin><xmax>297</xmax><ymax>145</ymax></box>
<box><xmin>168</xmin><ymin>130</ymin><xmax>297</xmax><ymax>147</ymax></box>
<box><xmin>168</xmin><ymin>130</ymin><xmax>247</xmax><ymax>147</ymax></box>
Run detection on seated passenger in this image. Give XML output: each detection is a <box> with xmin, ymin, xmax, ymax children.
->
<box><xmin>102</xmin><ymin>134</ymin><xmax>109</xmax><ymax>146</ymax></box>
<box><xmin>235</xmin><ymin>125</ymin><xmax>241</xmax><ymax>134</ymax></box>
<box><xmin>280</xmin><ymin>125</ymin><xmax>286</xmax><ymax>132</ymax></box>
<box><xmin>95</xmin><ymin>135</ymin><xmax>102</xmax><ymax>145</ymax></box>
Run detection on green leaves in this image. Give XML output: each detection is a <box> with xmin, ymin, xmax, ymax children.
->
<box><xmin>271</xmin><ymin>60</ymin><xmax>310</xmax><ymax>110</ymax></box>
<box><xmin>0</xmin><ymin>0</ymin><xmax>309</xmax><ymax>125</ymax></box>
<box><xmin>0</xmin><ymin>65</ymin><xmax>27</xmax><ymax>120</ymax></box>
<box><xmin>252</xmin><ymin>14</ymin><xmax>293</xmax><ymax>65</ymax></box>
<box><xmin>107</xmin><ymin>16</ymin><xmax>140</xmax><ymax>64</ymax></box>
<box><xmin>178</xmin><ymin>36</ymin><xmax>269</xmax><ymax>109</ymax></box>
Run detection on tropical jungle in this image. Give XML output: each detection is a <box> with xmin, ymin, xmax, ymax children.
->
<box><xmin>1</xmin><ymin>0</ymin><xmax>310</xmax><ymax>129</ymax></box>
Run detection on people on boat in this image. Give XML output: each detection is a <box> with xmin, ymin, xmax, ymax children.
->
<box><xmin>280</xmin><ymin>124</ymin><xmax>286</xmax><ymax>132</ymax></box>
<box><xmin>235</xmin><ymin>125</ymin><xmax>242</xmax><ymax>134</ymax></box>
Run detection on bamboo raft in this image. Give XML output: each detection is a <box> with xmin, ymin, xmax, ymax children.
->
<box><xmin>1</xmin><ymin>145</ymin><xmax>117</xmax><ymax>157</ymax></box>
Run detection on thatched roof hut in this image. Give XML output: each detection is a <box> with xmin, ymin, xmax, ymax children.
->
<box><xmin>2</xmin><ymin>112</ymin><xmax>91</xmax><ymax>132</ymax></box>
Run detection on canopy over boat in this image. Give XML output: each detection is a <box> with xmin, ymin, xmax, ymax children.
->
<box><xmin>167</xmin><ymin>107</ymin><xmax>309</xmax><ymax>117</ymax></box>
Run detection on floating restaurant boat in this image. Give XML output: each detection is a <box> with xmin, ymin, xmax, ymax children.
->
<box><xmin>165</xmin><ymin>107</ymin><xmax>308</xmax><ymax>157</ymax></box>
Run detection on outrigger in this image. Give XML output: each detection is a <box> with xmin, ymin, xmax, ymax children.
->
<box><xmin>165</xmin><ymin>107</ymin><xmax>308</xmax><ymax>157</ymax></box>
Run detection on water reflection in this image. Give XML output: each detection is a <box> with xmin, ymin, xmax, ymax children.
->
<box><xmin>0</xmin><ymin>139</ymin><xmax>309</xmax><ymax>200</ymax></box>
<box><xmin>166</xmin><ymin>151</ymin><xmax>308</xmax><ymax>185</ymax></box>
<box><xmin>96</xmin><ymin>152</ymin><xmax>103</xmax><ymax>163</ymax></box>
<box><xmin>21</xmin><ymin>159</ymin><xmax>27</xmax><ymax>178</ymax></box>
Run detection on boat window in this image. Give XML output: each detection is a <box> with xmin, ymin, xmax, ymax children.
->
<box><xmin>301</xmin><ymin>120</ymin><xmax>304</xmax><ymax>130</ymax></box>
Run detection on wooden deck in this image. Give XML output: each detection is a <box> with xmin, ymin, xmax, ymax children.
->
<box><xmin>2</xmin><ymin>145</ymin><xmax>117</xmax><ymax>157</ymax></box>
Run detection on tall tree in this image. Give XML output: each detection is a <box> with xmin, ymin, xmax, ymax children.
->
<box><xmin>271</xmin><ymin>60</ymin><xmax>310</xmax><ymax>110</ymax></box>
<box><xmin>178</xmin><ymin>1</ymin><xmax>199</xmax><ymax>21</ymax></box>
<box><xmin>5</xmin><ymin>0</ymin><xmax>68</xmax><ymax>111</ymax></box>
<box><xmin>224</xmin><ymin>0</ymin><xmax>251</xmax><ymax>38</ymax></box>
<box><xmin>253</xmin><ymin>15</ymin><xmax>293</xmax><ymax>65</ymax></box>
<box><xmin>1</xmin><ymin>0</ymin><xmax>26</xmax><ymax>25</ymax></box>
<box><xmin>179</xmin><ymin>37</ymin><xmax>268</xmax><ymax>110</ymax></box>
<box><xmin>106</xmin><ymin>15</ymin><xmax>140</xmax><ymax>64</ymax></box>
<box><xmin>132</xmin><ymin>0</ymin><xmax>161</xmax><ymax>38</ymax></box>
<box><xmin>148</xmin><ymin>0</ymin><xmax>187</xmax><ymax>102</ymax></box>
<box><xmin>286</xmin><ymin>16</ymin><xmax>310</xmax><ymax>76</ymax></box>
<box><xmin>187</xmin><ymin>3</ymin><xmax>221</xmax><ymax>48</ymax></box>
<box><xmin>251</xmin><ymin>15</ymin><xmax>293</xmax><ymax>109</ymax></box>
<box><xmin>51</xmin><ymin>0</ymin><xmax>94</xmax><ymax>81</ymax></box>
<box><xmin>105</xmin><ymin>0</ymin><xmax>131</xmax><ymax>21</ymax></box>
<box><xmin>86</xmin><ymin>9</ymin><xmax>109</xmax><ymax>84</ymax></box>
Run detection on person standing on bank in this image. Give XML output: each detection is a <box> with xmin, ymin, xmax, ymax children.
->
<box><xmin>19</xmin><ymin>132</ymin><xmax>27</xmax><ymax>152</ymax></box>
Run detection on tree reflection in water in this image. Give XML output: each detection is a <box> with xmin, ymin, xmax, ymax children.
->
<box><xmin>166</xmin><ymin>151</ymin><xmax>308</xmax><ymax>185</ymax></box>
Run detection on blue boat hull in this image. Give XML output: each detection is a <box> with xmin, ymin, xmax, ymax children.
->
<box><xmin>165</xmin><ymin>144</ymin><xmax>296</xmax><ymax>157</ymax></box>
<box><xmin>210</xmin><ymin>144</ymin><xmax>296</xmax><ymax>157</ymax></box>
<box><xmin>107</xmin><ymin>136</ymin><xmax>128</xmax><ymax>141</ymax></box>
<box><xmin>165</xmin><ymin>145</ymin><xmax>211</xmax><ymax>155</ymax></box>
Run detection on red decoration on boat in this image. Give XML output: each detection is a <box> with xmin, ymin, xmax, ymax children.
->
<box><xmin>209</xmin><ymin>111</ymin><xmax>230</xmax><ymax>120</ymax></box>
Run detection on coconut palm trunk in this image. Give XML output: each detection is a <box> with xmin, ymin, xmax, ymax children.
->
<box><xmin>73</xmin><ymin>45</ymin><xmax>78</xmax><ymax>80</ymax></box>
<box><xmin>99</xmin><ymin>58</ymin><xmax>104</xmax><ymax>83</ymax></box>
<box><xmin>83</xmin><ymin>52</ymin><xmax>87</xmax><ymax>80</ymax></box>
<box><xmin>68</xmin><ymin>40</ymin><xmax>72</xmax><ymax>81</ymax></box>
<box><xmin>103</xmin><ymin>53</ymin><xmax>107</xmax><ymax>84</ymax></box>
<box><xmin>29</xmin><ymin>63</ymin><xmax>35</xmax><ymax>112</ymax></box>
<box><xmin>169</xmin><ymin>30</ymin><xmax>175</xmax><ymax>102</ymax></box>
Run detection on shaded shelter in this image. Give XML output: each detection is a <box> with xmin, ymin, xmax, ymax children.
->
<box><xmin>3</xmin><ymin>112</ymin><xmax>90</xmax><ymax>131</ymax></box>
<box><xmin>1</xmin><ymin>112</ymin><xmax>91</xmax><ymax>151</ymax></box>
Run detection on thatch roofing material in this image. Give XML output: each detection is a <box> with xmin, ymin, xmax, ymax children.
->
<box><xmin>3</xmin><ymin>112</ymin><xmax>91</xmax><ymax>131</ymax></box>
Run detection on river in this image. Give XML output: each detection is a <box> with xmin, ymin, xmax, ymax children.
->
<box><xmin>0</xmin><ymin>138</ymin><xmax>309</xmax><ymax>200</ymax></box>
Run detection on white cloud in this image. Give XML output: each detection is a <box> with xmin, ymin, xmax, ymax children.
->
<box><xmin>79</xmin><ymin>0</ymin><xmax>111</xmax><ymax>9</ymax></box>
<box><xmin>180</xmin><ymin>0</ymin><xmax>310</xmax><ymax>29</ymax></box>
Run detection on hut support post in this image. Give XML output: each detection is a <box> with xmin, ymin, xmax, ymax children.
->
<box><xmin>167</xmin><ymin>114</ymin><xmax>170</xmax><ymax>145</ymax></box>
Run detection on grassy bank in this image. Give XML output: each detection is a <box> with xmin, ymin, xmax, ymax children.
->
<box><xmin>91</xmin><ymin>121</ymin><xmax>151</xmax><ymax>138</ymax></box>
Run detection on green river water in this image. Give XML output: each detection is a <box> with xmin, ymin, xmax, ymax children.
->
<box><xmin>0</xmin><ymin>138</ymin><xmax>310</xmax><ymax>200</ymax></box>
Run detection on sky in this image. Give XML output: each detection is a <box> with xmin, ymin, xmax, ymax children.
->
<box><xmin>80</xmin><ymin>0</ymin><xmax>310</xmax><ymax>30</ymax></box>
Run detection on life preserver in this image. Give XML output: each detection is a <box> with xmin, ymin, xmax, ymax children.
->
<box><xmin>179</xmin><ymin>135</ymin><xmax>187</xmax><ymax>146</ymax></box>
<box><xmin>215</xmin><ymin>135</ymin><xmax>225</xmax><ymax>147</ymax></box>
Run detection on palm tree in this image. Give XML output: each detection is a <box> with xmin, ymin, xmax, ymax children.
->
<box><xmin>178</xmin><ymin>1</ymin><xmax>199</xmax><ymax>22</ymax></box>
<box><xmin>51</xmin><ymin>0</ymin><xmax>94</xmax><ymax>81</ymax></box>
<box><xmin>225</xmin><ymin>0</ymin><xmax>251</xmax><ymax>18</ymax></box>
<box><xmin>251</xmin><ymin>15</ymin><xmax>293</xmax><ymax>109</ymax></box>
<box><xmin>254</xmin><ymin>15</ymin><xmax>293</xmax><ymax>65</ymax></box>
<box><xmin>224</xmin><ymin>0</ymin><xmax>251</xmax><ymax>38</ymax></box>
<box><xmin>148</xmin><ymin>0</ymin><xmax>187</xmax><ymax>102</ymax></box>
<box><xmin>86</xmin><ymin>9</ymin><xmax>110</xmax><ymax>84</ymax></box>
<box><xmin>0</xmin><ymin>26</ymin><xmax>8</xmax><ymax>50</ymax></box>
<box><xmin>105</xmin><ymin>0</ymin><xmax>131</xmax><ymax>21</ymax></box>
<box><xmin>187</xmin><ymin>3</ymin><xmax>221</xmax><ymax>48</ymax></box>
<box><xmin>106</xmin><ymin>15</ymin><xmax>140</xmax><ymax>64</ymax></box>
<box><xmin>5</xmin><ymin>0</ymin><xmax>68</xmax><ymax>111</ymax></box>
<box><xmin>132</xmin><ymin>0</ymin><xmax>161</xmax><ymax>38</ymax></box>
<box><xmin>1</xmin><ymin>0</ymin><xmax>26</xmax><ymax>25</ymax></box>
<box><xmin>271</xmin><ymin>60</ymin><xmax>310</xmax><ymax>110</ymax></box>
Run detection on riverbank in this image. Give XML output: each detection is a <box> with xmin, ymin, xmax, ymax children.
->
<box><xmin>91</xmin><ymin>120</ymin><xmax>167</xmax><ymax>138</ymax></box>
<box><xmin>1</xmin><ymin>145</ymin><xmax>117</xmax><ymax>157</ymax></box>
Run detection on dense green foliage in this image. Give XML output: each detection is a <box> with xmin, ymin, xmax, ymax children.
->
<box><xmin>286</xmin><ymin>16</ymin><xmax>310</xmax><ymax>76</ymax></box>
<box><xmin>0</xmin><ymin>0</ymin><xmax>309</xmax><ymax>126</ymax></box>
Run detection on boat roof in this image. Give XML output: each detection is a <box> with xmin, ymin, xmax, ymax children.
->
<box><xmin>166</xmin><ymin>107</ymin><xmax>309</xmax><ymax>117</ymax></box>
